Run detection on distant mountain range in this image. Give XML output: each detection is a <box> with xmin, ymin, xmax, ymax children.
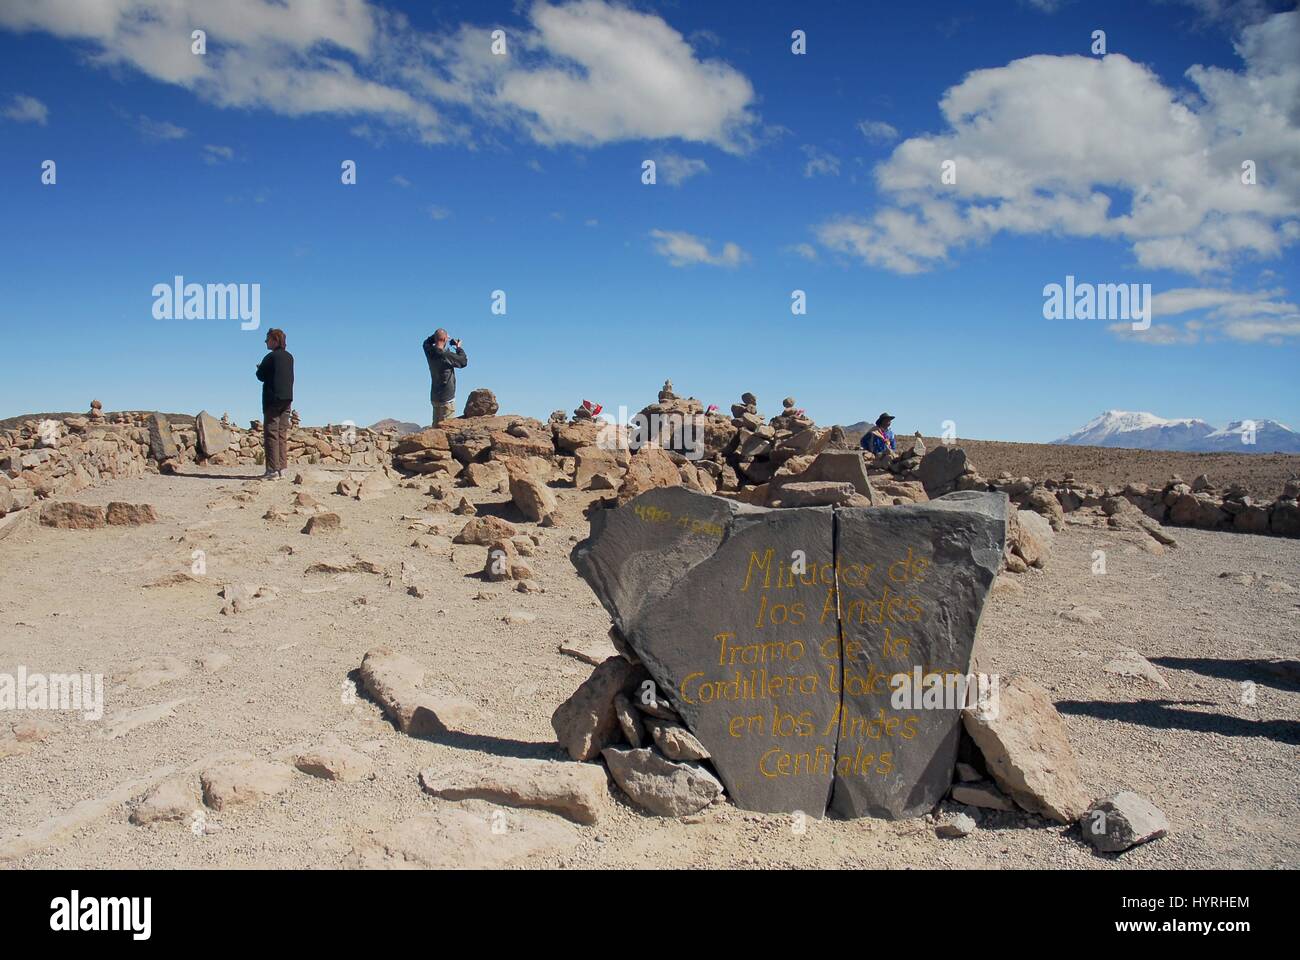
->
<box><xmin>1053</xmin><ymin>411</ymin><xmax>1300</xmax><ymax>453</ymax></box>
<box><xmin>368</xmin><ymin>419</ymin><xmax>422</xmax><ymax>435</ymax></box>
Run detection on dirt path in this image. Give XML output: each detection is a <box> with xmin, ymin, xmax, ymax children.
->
<box><xmin>0</xmin><ymin>467</ymin><xmax>1295</xmax><ymax>868</ymax></box>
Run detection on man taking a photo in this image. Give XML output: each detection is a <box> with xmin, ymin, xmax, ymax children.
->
<box><xmin>422</xmin><ymin>328</ymin><xmax>467</xmax><ymax>426</ymax></box>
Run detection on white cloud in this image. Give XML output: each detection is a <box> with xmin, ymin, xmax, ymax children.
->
<box><xmin>2</xmin><ymin>93</ymin><xmax>47</xmax><ymax>124</ymax></box>
<box><xmin>391</xmin><ymin>174</ymin><xmax>411</xmax><ymax>187</ymax></box>
<box><xmin>857</xmin><ymin>119</ymin><xmax>897</xmax><ymax>143</ymax></box>
<box><xmin>429</xmin><ymin>205</ymin><xmax>451</xmax><ymax>220</ymax></box>
<box><xmin>1107</xmin><ymin>322</ymin><xmax>1202</xmax><ymax>345</ymax></box>
<box><xmin>485</xmin><ymin>0</ymin><xmax>757</xmax><ymax>152</ymax></box>
<box><xmin>0</xmin><ymin>0</ymin><xmax>759</xmax><ymax>151</ymax></box>
<box><xmin>801</xmin><ymin>145</ymin><xmax>840</xmax><ymax>178</ymax></box>
<box><xmin>815</xmin><ymin>11</ymin><xmax>1300</xmax><ymax>277</ymax></box>
<box><xmin>649</xmin><ymin>229</ymin><xmax>747</xmax><ymax>267</ymax></box>
<box><xmin>1131</xmin><ymin>285</ymin><xmax>1300</xmax><ymax>343</ymax></box>
<box><xmin>202</xmin><ymin>143</ymin><xmax>234</xmax><ymax>164</ymax></box>
<box><xmin>655</xmin><ymin>152</ymin><xmax>709</xmax><ymax>186</ymax></box>
<box><xmin>787</xmin><ymin>243</ymin><xmax>818</xmax><ymax>261</ymax></box>
<box><xmin>136</xmin><ymin>115</ymin><xmax>188</xmax><ymax>141</ymax></box>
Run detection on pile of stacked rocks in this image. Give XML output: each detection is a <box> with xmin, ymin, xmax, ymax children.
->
<box><xmin>712</xmin><ymin>390</ymin><xmax>830</xmax><ymax>491</ymax></box>
<box><xmin>392</xmin><ymin>414</ymin><xmax>556</xmax><ymax>477</ymax></box>
<box><xmin>550</xmin><ymin>644</ymin><xmax>725</xmax><ymax>817</ymax></box>
<box><xmin>1</xmin><ymin>405</ymin><xmax>155</xmax><ymax>538</ymax></box>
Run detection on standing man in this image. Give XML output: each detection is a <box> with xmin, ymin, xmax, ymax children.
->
<box><xmin>256</xmin><ymin>328</ymin><xmax>294</xmax><ymax>479</ymax></box>
<box><xmin>423</xmin><ymin>328</ymin><xmax>467</xmax><ymax>426</ymax></box>
<box><xmin>860</xmin><ymin>412</ymin><xmax>896</xmax><ymax>458</ymax></box>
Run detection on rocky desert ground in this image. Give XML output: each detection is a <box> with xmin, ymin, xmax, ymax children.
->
<box><xmin>1</xmin><ymin>441</ymin><xmax>1296</xmax><ymax>869</ymax></box>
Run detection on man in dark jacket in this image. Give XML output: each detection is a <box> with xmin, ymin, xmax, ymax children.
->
<box><xmin>422</xmin><ymin>328</ymin><xmax>467</xmax><ymax>426</ymax></box>
<box><xmin>255</xmin><ymin>328</ymin><xmax>294</xmax><ymax>479</ymax></box>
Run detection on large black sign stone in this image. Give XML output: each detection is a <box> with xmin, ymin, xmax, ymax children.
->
<box><xmin>573</xmin><ymin>486</ymin><xmax>1007</xmax><ymax>819</ymax></box>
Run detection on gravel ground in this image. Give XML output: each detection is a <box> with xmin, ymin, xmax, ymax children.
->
<box><xmin>0</xmin><ymin>466</ymin><xmax>1295</xmax><ymax>869</ymax></box>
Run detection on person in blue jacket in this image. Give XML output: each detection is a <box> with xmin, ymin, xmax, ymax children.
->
<box><xmin>860</xmin><ymin>412</ymin><xmax>896</xmax><ymax>457</ymax></box>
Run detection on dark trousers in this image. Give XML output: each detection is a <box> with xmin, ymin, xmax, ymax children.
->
<box><xmin>263</xmin><ymin>400</ymin><xmax>291</xmax><ymax>471</ymax></box>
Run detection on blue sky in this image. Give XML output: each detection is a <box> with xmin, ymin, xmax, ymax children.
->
<box><xmin>0</xmin><ymin>0</ymin><xmax>1296</xmax><ymax>441</ymax></box>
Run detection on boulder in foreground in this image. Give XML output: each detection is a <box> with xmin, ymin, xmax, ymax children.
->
<box><xmin>962</xmin><ymin>675</ymin><xmax>1090</xmax><ymax>823</ymax></box>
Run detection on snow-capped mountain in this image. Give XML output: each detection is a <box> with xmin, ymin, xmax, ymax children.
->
<box><xmin>1053</xmin><ymin>411</ymin><xmax>1300</xmax><ymax>453</ymax></box>
<box><xmin>1200</xmin><ymin>419</ymin><xmax>1300</xmax><ymax>453</ymax></box>
<box><xmin>1053</xmin><ymin>411</ymin><xmax>1214</xmax><ymax>450</ymax></box>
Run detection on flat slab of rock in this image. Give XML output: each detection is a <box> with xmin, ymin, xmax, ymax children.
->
<box><xmin>769</xmin><ymin>449</ymin><xmax>877</xmax><ymax>505</ymax></box>
<box><xmin>558</xmin><ymin>635</ymin><xmax>619</xmax><ymax>666</ymax></box>
<box><xmin>147</xmin><ymin>413</ymin><xmax>178</xmax><ymax>461</ymax></box>
<box><xmin>195</xmin><ymin>410</ymin><xmax>230</xmax><ymax>457</ymax></box>
<box><xmin>98</xmin><ymin>699</ymin><xmax>186</xmax><ymax>741</ymax></box>
<box><xmin>0</xmin><ymin>764</ymin><xmax>179</xmax><ymax>862</ymax></box>
<box><xmin>1081</xmin><ymin>791</ymin><xmax>1169</xmax><ymax>853</ymax></box>
<box><xmin>295</xmin><ymin>741</ymin><xmax>375</xmax><ymax>782</ymax></box>
<box><xmin>1103</xmin><ymin>649</ymin><xmax>1169</xmax><ymax>688</ymax></box>
<box><xmin>950</xmin><ymin>780</ymin><xmax>1015</xmax><ymax>811</ymax></box>
<box><xmin>106</xmin><ymin>502</ymin><xmax>158</xmax><ymax>526</ymax></box>
<box><xmin>645</xmin><ymin>717</ymin><xmax>710</xmax><ymax>761</ymax></box>
<box><xmin>131</xmin><ymin>776</ymin><xmax>202</xmax><ymax>825</ymax></box>
<box><xmin>302</xmin><ymin>513</ymin><xmax>341</xmax><ymax>535</ymax></box>
<box><xmin>344</xmin><ymin>807</ymin><xmax>579</xmax><ymax>869</ymax></box>
<box><xmin>359</xmin><ymin>646</ymin><xmax>481</xmax><ymax>737</ymax></box>
<box><xmin>1012</xmin><ymin>509</ymin><xmax>1054</xmax><ymax>567</ymax></box>
<box><xmin>454</xmin><ymin>516</ymin><xmax>517</xmax><ymax>544</ymax></box>
<box><xmin>573</xmin><ymin>485</ymin><xmax>1005</xmax><ymax>820</ymax></box>
<box><xmin>0</xmin><ymin>508</ymin><xmax>33</xmax><ymax>542</ymax></box>
<box><xmin>962</xmin><ymin>675</ymin><xmax>1089</xmax><ymax>823</ymax></box>
<box><xmin>602</xmin><ymin>746</ymin><xmax>723</xmax><ymax>817</ymax></box>
<box><xmin>613</xmin><ymin>693</ymin><xmax>646</xmax><ymax>747</ymax></box>
<box><xmin>40</xmin><ymin>501</ymin><xmax>105</xmax><ymax>530</ymax></box>
<box><xmin>419</xmin><ymin>757</ymin><xmax>611</xmax><ymax>824</ymax></box>
<box><xmin>199</xmin><ymin>758</ymin><xmax>294</xmax><ymax>811</ymax></box>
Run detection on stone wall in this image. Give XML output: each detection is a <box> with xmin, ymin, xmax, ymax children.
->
<box><xmin>887</xmin><ymin>440</ymin><xmax>1300</xmax><ymax>539</ymax></box>
<box><xmin>0</xmin><ymin>403</ymin><xmax>399</xmax><ymax>539</ymax></box>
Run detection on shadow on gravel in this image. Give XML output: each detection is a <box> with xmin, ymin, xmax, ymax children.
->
<box><xmin>1149</xmin><ymin>656</ymin><xmax>1300</xmax><ymax>692</ymax></box>
<box><xmin>1057</xmin><ymin>699</ymin><xmax>1300</xmax><ymax>745</ymax></box>
<box><xmin>424</xmin><ymin>730</ymin><xmax>566</xmax><ymax>761</ymax></box>
<box><xmin>344</xmin><ymin>669</ymin><xmax>561</xmax><ymax>760</ymax></box>
<box><xmin>461</xmin><ymin>499</ymin><xmax>525</xmax><ymax>523</ymax></box>
<box><xmin>168</xmin><ymin>472</ymin><xmax>271</xmax><ymax>482</ymax></box>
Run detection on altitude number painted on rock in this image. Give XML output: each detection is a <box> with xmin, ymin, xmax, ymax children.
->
<box><xmin>632</xmin><ymin>503</ymin><xmax>723</xmax><ymax>539</ymax></box>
